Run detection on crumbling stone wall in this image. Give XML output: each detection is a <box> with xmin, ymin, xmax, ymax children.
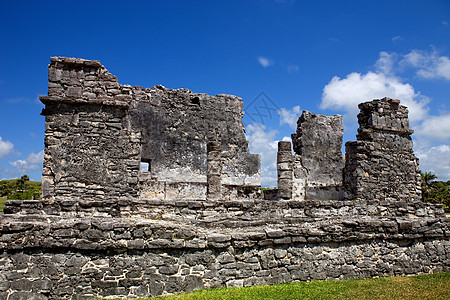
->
<box><xmin>275</xmin><ymin>111</ymin><xmax>344</xmax><ymax>200</ymax></box>
<box><xmin>40</xmin><ymin>57</ymin><xmax>260</xmax><ymax>201</ymax></box>
<box><xmin>0</xmin><ymin>57</ymin><xmax>448</xmax><ymax>299</ymax></box>
<box><xmin>1</xmin><ymin>199</ymin><xmax>449</xmax><ymax>299</ymax></box>
<box><xmin>291</xmin><ymin>111</ymin><xmax>345</xmax><ymax>200</ymax></box>
<box><xmin>41</xmin><ymin>58</ymin><xmax>141</xmax><ymax>200</ymax></box>
<box><xmin>344</xmin><ymin>98</ymin><xmax>421</xmax><ymax>201</ymax></box>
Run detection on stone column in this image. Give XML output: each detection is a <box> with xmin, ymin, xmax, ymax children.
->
<box><xmin>207</xmin><ymin>141</ymin><xmax>222</xmax><ymax>200</ymax></box>
<box><xmin>277</xmin><ymin>141</ymin><xmax>293</xmax><ymax>199</ymax></box>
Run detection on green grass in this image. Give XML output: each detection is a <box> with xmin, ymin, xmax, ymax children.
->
<box><xmin>145</xmin><ymin>272</ymin><xmax>450</xmax><ymax>300</ymax></box>
<box><xmin>0</xmin><ymin>196</ymin><xmax>6</xmax><ymax>212</ymax></box>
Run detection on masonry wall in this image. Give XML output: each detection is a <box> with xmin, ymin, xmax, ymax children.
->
<box><xmin>279</xmin><ymin>111</ymin><xmax>344</xmax><ymax>200</ymax></box>
<box><xmin>41</xmin><ymin>102</ymin><xmax>141</xmax><ymax>200</ymax></box>
<box><xmin>1</xmin><ymin>58</ymin><xmax>448</xmax><ymax>300</ymax></box>
<box><xmin>344</xmin><ymin>98</ymin><xmax>422</xmax><ymax>201</ymax></box>
<box><xmin>40</xmin><ymin>57</ymin><xmax>260</xmax><ymax>201</ymax></box>
<box><xmin>1</xmin><ymin>199</ymin><xmax>449</xmax><ymax>299</ymax></box>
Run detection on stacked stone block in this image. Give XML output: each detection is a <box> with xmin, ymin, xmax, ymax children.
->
<box><xmin>1</xmin><ymin>200</ymin><xmax>449</xmax><ymax>298</ymax></box>
<box><xmin>290</xmin><ymin>111</ymin><xmax>344</xmax><ymax>200</ymax></box>
<box><xmin>344</xmin><ymin>98</ymin><xmax>421</xmax><ymax>201</ymax></box>
<box><xmin>41</xmin><ymin>57</ymin><xmax>141</xmax><ymax>200</ymax></box>
<box><xmin>207</xmin><ymin>141</ymin><xmax>222</xmax><ymax>200</ymax></box>
<box><xmin>277</xmin><ymin>141</ymin><xmax>293</xmax><ymax>199</ymax></box>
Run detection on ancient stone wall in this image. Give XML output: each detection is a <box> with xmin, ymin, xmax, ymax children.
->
<box><xmin>344</xmin><ymin>98</ymin><xmax>422</xmax><ymax>201</ymax></box>
<box><xmin>40</xmin><ymin>57</ymin><xmax>260</xmax><ymax>202</ymax></box>
<box><xmin>1</xmin><ymin>199</ymin><xmax>449</xmax><ymax>299</ymax></box>
<box><xmin>41</xmin><ymin>58</ymin><xmax>142</xmax><ymax>200</ymax></box>
<box><xmin>0</xmin><ymin>58</ymin><xmax>448</xmax><ymax>299</ymax></box>
<box><xmin>276</xmin><ymin>111</ymin><xmax>344</xmax><ymax>200</ymax></box>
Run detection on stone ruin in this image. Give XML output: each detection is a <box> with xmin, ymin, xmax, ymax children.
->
<box><xmin>276</xmin><ymin>99</ymin><xmax>422</xmax><ymax>202</ymax></box>
<box><xmin>0</xmin><ymin>57</ymin><xmax>448</xmax><ymax>299</ymax></box>
<box><xmin>39</xmin><ymin>57</ymin><xmax>260</xmax><ymax>202</ymax></box>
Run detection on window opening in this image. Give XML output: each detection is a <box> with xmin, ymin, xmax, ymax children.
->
<box><xmin>140</xmin><ymin>158</ymin><xmax>151</xmax><ymax>172</ymax></box>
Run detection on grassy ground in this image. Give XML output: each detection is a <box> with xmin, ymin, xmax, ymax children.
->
<box><xmin>147</xmin><ymin>272</ymin><xmax>450</xmax><ymax>300</ymax></box>
<box><xmin>0</xmin><ymin>196</ymin><xmax>6</xmax><ymax>212</ymax></box>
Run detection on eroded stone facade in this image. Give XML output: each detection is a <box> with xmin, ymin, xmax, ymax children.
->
<box><xmin>277</xmin><ymin>98</ymin><xmax>421</xmax><ymax>202</ymax></box>
<box><xmin>0</xmin><ymin>57</ymin><xmax>448</xmax><ymax>299</ymax></box>
<box><xmin>41</xmin><ymin>57</ymin><xmax>260</xmax><ymax>202</ymax></box>
<box><xmin>344</xmin><ymin>98</ymin><xmax>422</xmax><ymax>201</ymax></box>
<box><xmin>290</xmin><ymin>111</ymin><xmax>345</xmax><ymax>200</ymax></box>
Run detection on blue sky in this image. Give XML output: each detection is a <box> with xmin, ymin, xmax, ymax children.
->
<box><xmin>0</xmin><ymin>0</ymin><xmax>449</xmax><ymax>186</ymax></box>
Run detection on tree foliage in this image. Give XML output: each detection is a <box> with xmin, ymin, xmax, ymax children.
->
<box><xmin>0</xmin><ymin>175</ymin><xmax>41</xmax><ymax>200</ymax></box>
<box><xmin>421</xmin><ymin>171</ymin><xmax>449</xmax><ymax>212</ymax></box>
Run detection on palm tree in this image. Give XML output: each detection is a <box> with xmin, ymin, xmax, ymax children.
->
<box><xmin>421</xmin><ymin>171</ymin><xmax>437</xmax><ymax>201</ymax></box>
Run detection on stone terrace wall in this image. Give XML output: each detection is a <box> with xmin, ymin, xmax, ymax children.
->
<box><xmin>344</xmin><ymin>98</ymin><xmax>421</xmax><ymax>201</ymax></box>
<box><xmin>1</xmin><ymin>200</ymin><xmax>449</xmax><ymax>299</ymax></box>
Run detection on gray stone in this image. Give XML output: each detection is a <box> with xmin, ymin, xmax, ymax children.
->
<box><xmin>0</xmin><ymin>57</ymin><xmax>448</xmax><ymax>300</ymax></box>
<box><xmin>290</xmin><ymin>111</ymin><xmax>344</xmax><ymax>200</ymax></box>
<box><xmin>8</xmin><ymin>291</ymin><xmax>48</xmax><ymax>300</ymax></box>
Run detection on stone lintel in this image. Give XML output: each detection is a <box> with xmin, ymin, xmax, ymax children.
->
<box><xmin>50</xmin><ymin>56</ymin><xmax>102</xmax><ymax>68</ymax></box>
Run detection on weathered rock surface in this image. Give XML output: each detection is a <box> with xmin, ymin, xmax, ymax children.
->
<box><xmin>344</xmin><ymin>98</ymin><xmax>421</xmax><ymax>201</ymax></box>
<box><xmin>291</xmin><ymin>111</ymin><xmax>345</xmax><ymax>200</ymax></box>
<box><xmin>41</xmin><ymin>57</ymin><xmax>260</xmax><ymax>202</ymax></box>
<box><xmin>0</xmin><ymin>58</ymin><xmax>447</xmax><ymax>299</ymax></box>
<box><xmin>1</xmin><ymin>198</ymin><xmax>449</xmax><ymax>298</ymax></box>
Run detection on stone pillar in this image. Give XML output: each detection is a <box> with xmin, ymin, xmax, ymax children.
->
<box><xmin>344</xmin><ymin>98</ymin><xmax>421</xmax><ymax>201</ymax></box>
<box><xmin>277</xmin><ymin>141</ymin><xmax>293</xmax><ymax>199</ymax></box>
<box><xmin>207</xmin><ymin>141</ymin><xmax>222</xmax><ymax>200</ymax></box>
<box><xmin>291</xmin><ymin>111</ymin><xmax>344</xmax><ymax>200</ymax></box>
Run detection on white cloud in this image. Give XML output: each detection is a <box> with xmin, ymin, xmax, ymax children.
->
<box><xmin>0</xmin><ymin>137</ymin><xmax>14</xmax><ymax>158</ymax></box>
<box><xmin>26</xmin><ymin>150</ymin><xmax>44</xmax><ymax>166</ymax></box>
<box><xmin>287</xmin><ymin>64</ymin><xmax>299</xmax><ymax>73</ymax></box>
<box><xmin>415</xmin><ymin>142</ymin><xmax>450</xmax><ymax>180</ymax></box>
<box><xmin>415</xmin><ymin>113</ymin><xmax>450</xmax><ymax>141</ymax></box>
<box><xmin>246</xmin><ymin>123</ymin><xmax>278</xmax><ymax>187</ymax></box>
<box><xmin>320</xmin><ymin>49</ymin><xmax>450</xmax><ymax>181</ymax></box>
<box><xmin>321</xmin><ymin>71</ymin><xmax>429</xmax><ymax>123</ymax></box>
<box><xmin>9</xmin><ymin>160</ymin><xmax>27</xmax><ymax>168</ymax></box>
<box><xmin>257</xmin><ymin>56</ymin><xmax>273</xmax><ymax>68</ymax></box>
<box><xmin>392</xmin><ymin>35</ymin><xmax>403</xmax><ymax>42</ymax></box>
<box><xmin>278</xmin><ymin>106</ymin><xmax>301</xmax><ymax>129</ymax></box>
<box><xmin>401</xmin><ymin>49</ymin><xmax>450</xmax><ymax>80</ymax></box>
<box><xmin>375</xmin><ymin>51</ymin><xmax>396</xmax><ymax>75</ymax></box>
<box><xmin>9</xmin><ymin>150</ymin><xmax>44</xmax><ymax>173</ymax></box>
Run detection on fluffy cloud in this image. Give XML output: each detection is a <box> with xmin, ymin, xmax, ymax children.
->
<box><xmin>415</xmin><ymin>143</ymin><xmax>450</xmax><ymax>180</ymax></box>
<box><xmin>257</xmin><ymin>56</ymin><xmax>273</xmax><ymax>68</ymax></box>
<box><xmin>246</xmin><ymin>123</ymin><xmax>278</xmax><ymax>187</ymax></box>
<box><xmin>320</xmin><ymin>49</ymin><xmax>450</xmax><ymax>181</ymax></box>
<box><xmin>278</xmin><ymin>106</ymin><xmax>301</xmax><ymax>129</ymax></box>
<box><xmin>9</xmin><ymin>150</ymin><xmax>44</xmax><ymax>172</ymax></box>
<box><xmin>401</xmin><ymin>49</ymin><xmax>450</xmax><ymax>80</ymax></box>
<box><xmin>414</xmin><ymin>113</ymin><xmax>450</xmax><ymax>141</ymax></box>
<box><xmin>375</xmin><ymin>51</ymin><xmax>396</xmax><ymax>75</ymax></box>
<box><xmin>321</xmin><ymin>71</ymin><xmax>429</xmax><ymax>123</ymax></box>
<box><xmin>0</xmin><ymin>137</ymin><xmax>14</xmax><ymax>158</ymax></box>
